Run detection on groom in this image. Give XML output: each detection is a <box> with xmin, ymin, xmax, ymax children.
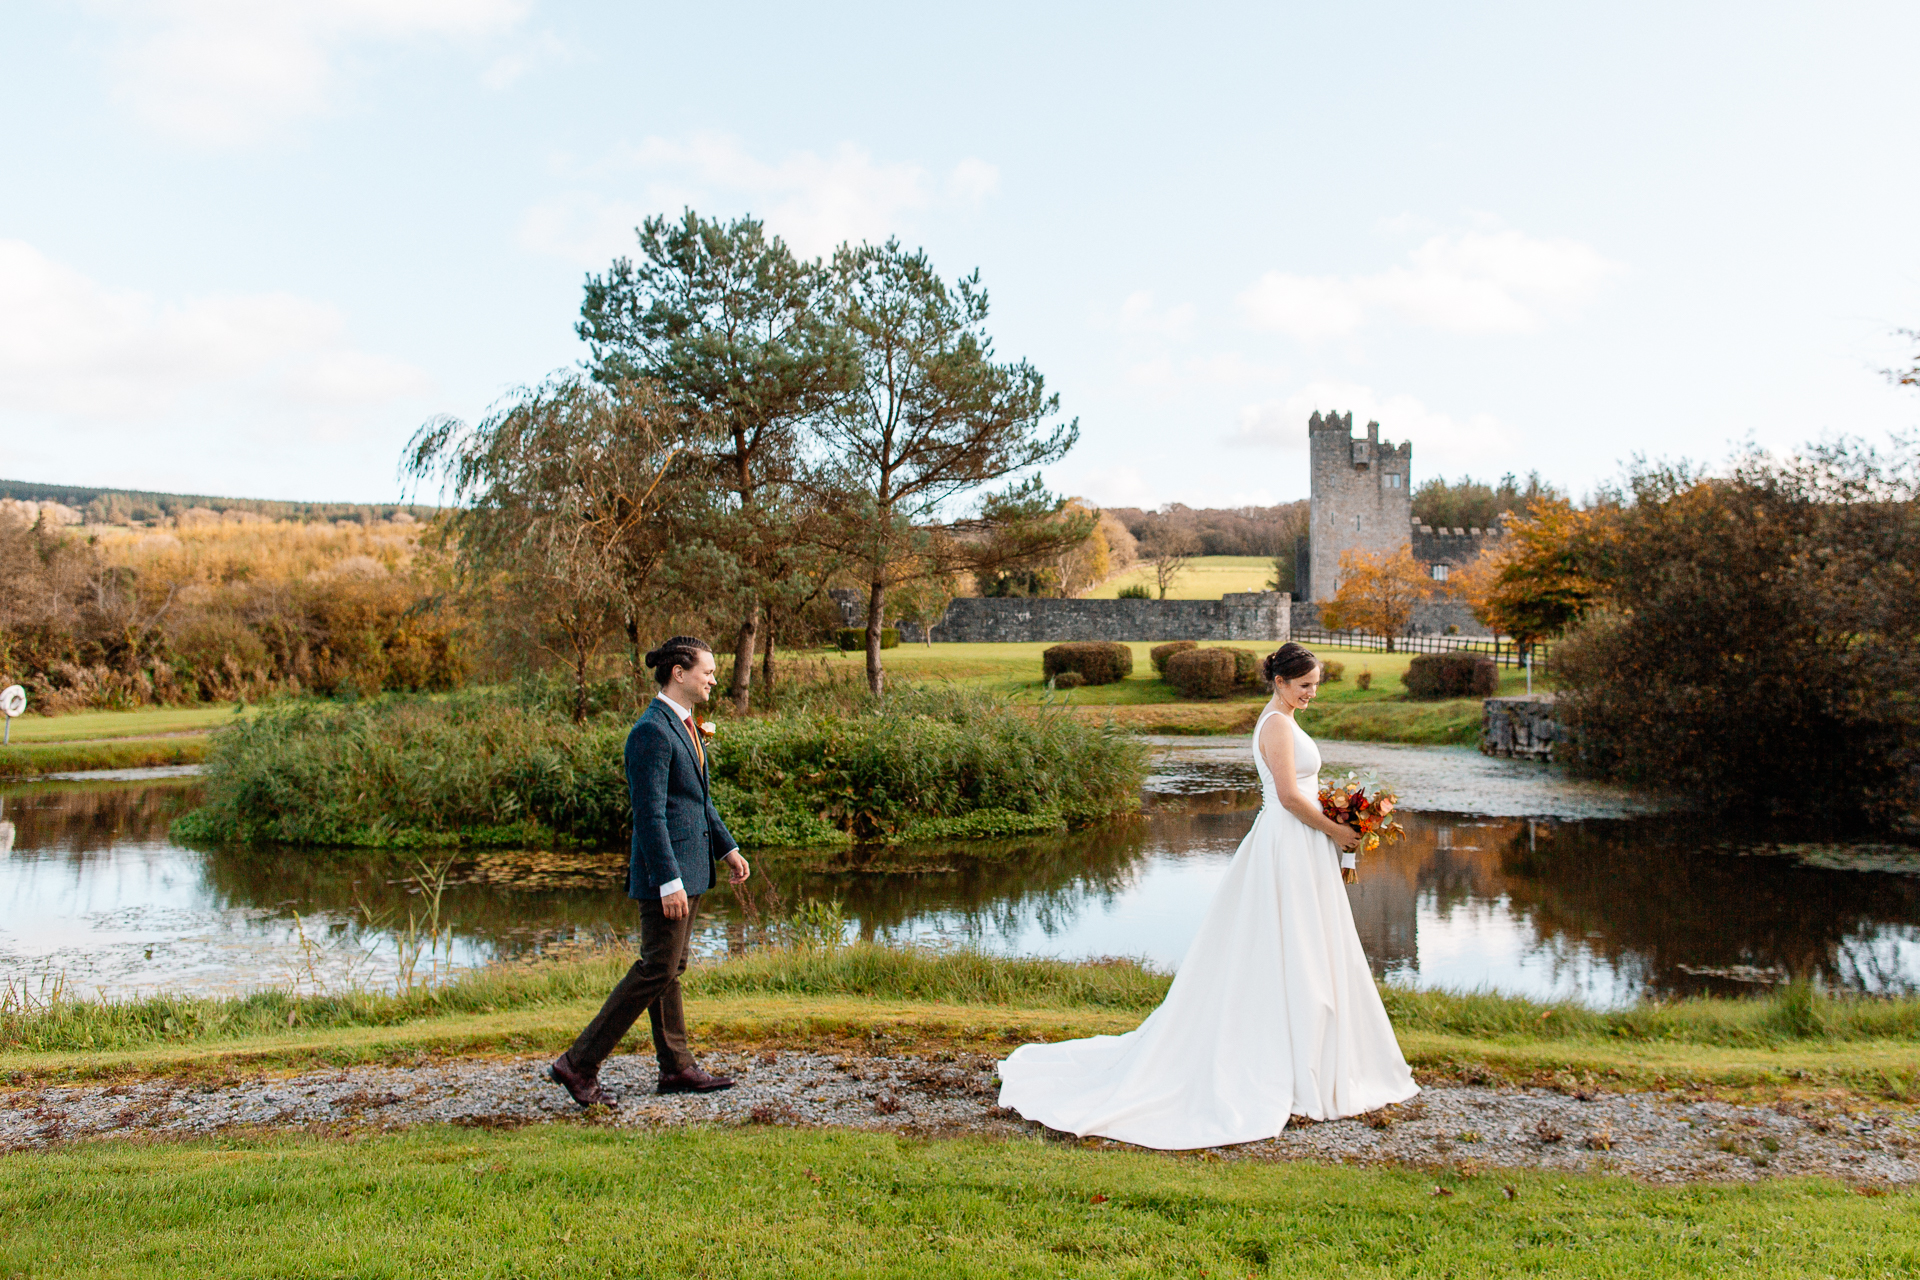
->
<box><xmin>548</xmin><ymin>635</ymin><xmax>751</xmax><ymax>1106</ymax></box>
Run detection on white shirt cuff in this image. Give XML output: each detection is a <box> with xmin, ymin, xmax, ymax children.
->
<box><xmin>724</xmin><ymin>848</ymin><xmax>740</xmax><ymax>859</ymax></box>
<box><xmin>1340</xmin><ymin>850</ymin><xmax>1357</xmax><ymax>870</ymax></box>
<box><xmin>657</xmin><ymin>878</ymin><xmax>684</xmax><ymax>898</ymax></box>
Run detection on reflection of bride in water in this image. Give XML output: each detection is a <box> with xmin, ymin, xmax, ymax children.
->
<box><xmin>997</xmin><ymin>643</ymin><xmax>1418</xmax><ymax>1150</ymax></box>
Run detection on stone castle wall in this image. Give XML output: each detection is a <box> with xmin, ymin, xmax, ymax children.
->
<box><xmin>1307</xmin><ymin>411</ymin><xmax>1411</xmax><ymax>602</ymax></box>
<box><xmin>831</xmin><ymin>589</ymin><xmax>1290</xmax><ymax>644</ymax></box>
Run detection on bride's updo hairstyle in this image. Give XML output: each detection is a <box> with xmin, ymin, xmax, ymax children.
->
<box><xmin>1262</xmin><ymin>642</ymin><xmax>1319</xmax><ymax>688</ymax></box>
<box><xmin>646</xmin><ymin>636</ymin><xmax>712</xmax><ymax>686</ymax></box>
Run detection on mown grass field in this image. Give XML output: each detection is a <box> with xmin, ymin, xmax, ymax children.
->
<box><xmin>1083</xmin><ymin>553</ymin><xmax>1279</xmax><ymax>599</ymax></box>
<box><xmin>3</xmin><ymin>1125</ymin><xmax>1912</xmax><ymax>1278</ymax></box>
<box><xmin>828</xmin><ymin>641</ymin><xmax>1533</xmax><ymax>741</ymax></box>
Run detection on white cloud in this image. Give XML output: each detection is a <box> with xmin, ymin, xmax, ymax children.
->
<box><xmin>1125</xmin><ymin>350</ymin><xmax>1281</xmax><ymax>390</ymax></box>
<box><xmin>1115</xmin><ymin>291</ymin><xmax>1196</xmax><ymax>337</ymax></box>
<box><xmin>0</xmin><ymin>239</ymin><xmax>430</xmax><ymax>432</ymax></box>
<box><xmin>1240</xmin><ymin>228</ymin><xmax>1620</xmax><ymax>340</ymax></box>
<box><xmin>521</xmin><ymin>135</ymin><xmax>1001</xmax><ymax>262</ymax></box>
<box><xmin>93</xmin><ymin>0</ymin><xmax>528</xmax><ymax>144</ymax></box>
<box><xmin>1227</xmin><ymin>381</ymin><xmax>1513</xmax><ymax>478</ymax></box>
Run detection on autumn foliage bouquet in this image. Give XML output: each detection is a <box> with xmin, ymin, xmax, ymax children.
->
<box><xmin>1319</xmin><ymin>770</ymin><xmax>1406</xmax><ymax>874</ymax></box>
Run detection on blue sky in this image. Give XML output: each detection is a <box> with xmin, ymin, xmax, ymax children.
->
<box><xmin>2</xmin><ymin>2</ymin><xmax>1916</xmax><ymax>508</ymax></box>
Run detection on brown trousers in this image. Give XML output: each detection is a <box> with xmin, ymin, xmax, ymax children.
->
<box><xmin>566</xmin><ymin>893</ymin><xmax>700</xmax><ymax>1077</ymax></box>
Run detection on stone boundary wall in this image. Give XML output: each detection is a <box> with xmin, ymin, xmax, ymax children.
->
<box><xmin>831</xmin><ymin>590</ymin><xmax>1291</xmax><ymax>644</ymax></box>
<box><xmin>1482</xmin><ymin>694</ymin><xmax>1560</xmax><ymax>762</ymax></box>
<box><xmin>1292</xmin><ymin>599</ymin><xmax>1491</xmax><ymax>638</ymax></box>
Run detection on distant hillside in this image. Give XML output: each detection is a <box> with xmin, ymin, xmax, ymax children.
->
<box><xmin>0</xmin><ymin>479</ymin><xmax>436</xmax><ymax>525</ymax></box>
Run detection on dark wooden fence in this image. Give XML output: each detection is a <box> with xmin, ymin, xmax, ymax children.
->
<box><xmin>1289</xmin><ymin>626</ymin><xmax>1549</xmax><ymax>670</ymax></box>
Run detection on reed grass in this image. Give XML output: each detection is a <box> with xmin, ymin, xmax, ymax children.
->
<box><xmin>169</xmin><ymin>684</ymin><xmax>1148</xmax><ymax>851</ymax></box>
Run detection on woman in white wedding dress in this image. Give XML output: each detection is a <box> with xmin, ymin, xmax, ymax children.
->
<box><xmin>997</xmin><ymin>642</ymin><xmax>1418</xmax><ymax>1150</ymax></box>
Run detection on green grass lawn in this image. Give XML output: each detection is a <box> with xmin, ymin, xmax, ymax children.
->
<box><xmin>2</xmin><ymin>1124</ymin><xmax>1911</xmax><ymax>1278</ymax></box>
<box><xmin>1084</xmin><ymin>554</ymin><xmax>1279</xmax><ymax>599</ymax></box>
<box><xmin>2</xmin><ymin>703</ymin><xmax>250</xmax><ymax>742</ymax></box>
<box><xmin>819</xmin><ymin>641</ymin><xmax>1533</xmax><ymax>741</ymax></box>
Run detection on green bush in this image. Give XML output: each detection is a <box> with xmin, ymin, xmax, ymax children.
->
<box><xmin>1401</xmin><ymin>652</ymin><xmax>1498</xmax><ymax>700</ymax></box>
<box><xmin>171</xmin><ymin>685</ymin><xmax>1148</xmax><ymax>852</ymax></box>
<box><xmin>1164</xmin><ymin>648</ymin><xmax>1236</xmax><ymax>699</ymax></box>
<box><xmin>837</xmin><ymin>627</ymin><xmax>900</xmax><ymax>651</ymax></box>
<box><xmin>1117</xmin><ymin>584</ymin><xmax>1151</xmax><ymax>599</ymax></box>
<box><xmin>1051</xmin><ymin>671</ymin><xmax>1086</xmax><ymax>690</ymax></box>
<box><xmin>1041</xmin><ymin>641</ymin><xmax>1133</xmax><ymax>686</ymax></box>
<box><xmin>1217</xmin><ymin>647</ymin><xmax>1262</xmax><ymax>691</ymax></box>
<box><xmin>1149</xmin><ymin>640</ymin><xmax>1197</xmax><ymax>674</ymax></box>
<box><xmin>1320</xmin><ymin>659</ymin><xmax>1344</xmax><ymax>683</ymax></box>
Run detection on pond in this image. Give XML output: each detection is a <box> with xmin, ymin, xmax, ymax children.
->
<box><xmin>4</xmin><ymin>741</ymin><xmax>1918</xmax><ymax>1009</ymax></box>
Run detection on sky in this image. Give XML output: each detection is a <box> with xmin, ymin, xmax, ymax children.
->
<box><xmin>1</xmin><ymin>2</ymin><xmax>1917</xmax><ymax>510</ymax></box>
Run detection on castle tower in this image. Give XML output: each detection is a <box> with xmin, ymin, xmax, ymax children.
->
<box><xmin>1306</xmin><ymin>410</ymin><xmax>1412</xmax><ymax>602</ymax></box>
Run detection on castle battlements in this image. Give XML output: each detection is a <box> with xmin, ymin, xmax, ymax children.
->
<box><xmin>1305</xmin><ymin>410</ymin><xmax>1411</xmax><ymax>602</ymax></box>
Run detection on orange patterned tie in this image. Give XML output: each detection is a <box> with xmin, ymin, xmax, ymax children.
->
<box><xmin>683</xmin><ymin>715</ymin><xmax>705</xmax><ymax>772</ymax></box>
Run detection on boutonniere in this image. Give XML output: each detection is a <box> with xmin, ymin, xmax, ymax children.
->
<box><xmin>698</xmin><ymin>720</ymin><xmax>716</xmax><ymax>738</ymax></box>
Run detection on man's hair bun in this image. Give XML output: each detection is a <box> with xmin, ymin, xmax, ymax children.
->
<box><xmin>646</xmin><ymin>636</ymin><xmax>712</xmax><ymax>686</ymax></box>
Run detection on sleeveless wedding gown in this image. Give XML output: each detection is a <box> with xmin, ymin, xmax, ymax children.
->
<box><xmin>996</xmin><ymin>707</ymin><xmax>1418</xmax><ymax>1150</ymax></box>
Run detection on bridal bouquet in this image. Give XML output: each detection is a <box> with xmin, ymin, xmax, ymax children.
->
<box><xmin>1319</xmin><ymin>771</ymin><xmax>1406</xmax><ymax>857</ymax></box>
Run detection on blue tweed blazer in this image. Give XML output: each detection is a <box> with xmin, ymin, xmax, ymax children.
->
<box><xmin>625</xmin><ymin>698</ymin><xmax>736</xmax><ymax>899</ymax></box>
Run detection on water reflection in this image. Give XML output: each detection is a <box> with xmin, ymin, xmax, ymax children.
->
<box><xmin>3</xmin><ymin>774</ymin><xmax>1919</xmax><ymax>1008</ymax></box>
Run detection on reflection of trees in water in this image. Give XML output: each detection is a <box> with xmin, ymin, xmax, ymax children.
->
<box><xmin>1486</xmin><ymin>817</ymin><xmax>1920</xmax><ymax>997</ymax></box>
<box><xmin>1</xmin><ymin>781</ymin><xmax>201</xmax><ymax>856</ymax></box>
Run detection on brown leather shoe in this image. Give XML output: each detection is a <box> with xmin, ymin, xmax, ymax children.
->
<box><xmin>547</xmin><ymin>1054</ymin><xmax>609</xmax><ymax>1107</ymax></box>
<box><xmin>656</xmin><ymin>1064</ymin><xmax>735</xmax><ymax>1095</ymax></box>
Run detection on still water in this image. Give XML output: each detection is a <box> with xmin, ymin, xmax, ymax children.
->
<box><xmin>4</xmin><ymin>742</ymin><xmax>1919</xmax><ymax>1009</ymax></box>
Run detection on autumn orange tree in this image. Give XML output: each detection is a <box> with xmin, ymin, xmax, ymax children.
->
<box><xmin>1462</xmin><ymin>497</ymin><xmax>1614</xmax><ymax>657</ymax></box>
<box><xmin>1320</xmin><ymin>547</ymin><xmax>1430</xmax><ymax>650</ymax></box>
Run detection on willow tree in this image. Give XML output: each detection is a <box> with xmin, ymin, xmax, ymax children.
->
<box><xmin>812</xmin><ymin>240</ymin><xmax>1082</xmax><ymax>693</ymax></box>
<box><xmin>402</xmin><ymin>375</ymin><xmax>696</xmax><ymax>721</ymax></box>
<box><xmin>578</xmin><ymin>211</ymin><xmax>853</xmax><ymax>712</ymax></box>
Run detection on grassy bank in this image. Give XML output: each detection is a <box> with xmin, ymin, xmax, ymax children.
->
<box><xmin>10</xmin><ymin>946</ymin><xmax>1920</xmax><ymax>1098</ymax></box>
<box><xmin>169</xmin><ymin>686</ymin><xmax>1147</xmax><ymax>852</ymax></box>
<box><xmin>3</xmin><ymin>1125</ymin><xmax>1913</xmax><ymax>1278</ymax></box>
<box><xmin>0</xmin><ymin>702</ymin><xmax>251</xmax><ymax>778</ymax></box>
<box><xmin>0</xmin><ymin>734</ymin><xmax>210</xmax><ymax>779</ymax></box>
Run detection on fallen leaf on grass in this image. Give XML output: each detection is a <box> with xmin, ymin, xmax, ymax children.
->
<box><xmin>804</xmin><ymin>1167</ymin><xmax>822</xmax><ymax>1185</ymax></box>
<box><xmin>1090</xmin><ymin>1194</ymin><xmax>1108</xmax><ymax>1205</ymax></box>
<box><xmin>1430</xmin><ymin>1186</ymin><xmax>1453</xmax><ymax>1197</ymax></box>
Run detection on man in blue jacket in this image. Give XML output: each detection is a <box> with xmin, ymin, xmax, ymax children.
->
<box><xmin>549</xmin><ymin>635</ymin><xmax>750</xmax><ymax>1106</ymax></box>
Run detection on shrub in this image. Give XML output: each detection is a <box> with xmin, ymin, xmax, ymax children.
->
<box><xmin>1164</xmin><ymin>648</ymin><xmax>1236</xmax><ymax>699</ymax></box>
<box><xmin>1320</xmin><ymin>659</ymin><xmax>1344</xmax><ymax>682</ymax></box>
<box><xmin>172</xmin><ymin>684</ymin><xmax>1149</xmax><ymax>851</ymax></box>
<box><xmin>1051</xmin><ymin>671</ymin><xmax>1086</xmax><ymax>690</ymax></box>
<box><xmin>1148</xmin><ymin>640</ymin><xmax>1197</xmax><ymax>674</ymax></box>
<box><xmin>1042</xmin><ymin>641</ymin><xmax>1133</xmax><ymax>686</ymax></box>
<box><xmin>837</xmin><ymin>627</ymin><xmax>900</xmax><ymax>651</ymax></box>
<box><xmin>1355</xmin><ymin>667</ymin><xmax>1372</xmax><ymax>691</ymax></box>
<box><xmin>1117</xmin><ymin>584</ymin><xmax>1151</xmax><ymax>599</ymax></box>
<box><xmin>1217</xmin><ymin>647</ymin><xmax>1262</xmax><ymax>691</ymax></box>
<box><xmin>1402</xmin><ymin>652</ymin><xmax>1499</xmax><ymax>700</ymax></box>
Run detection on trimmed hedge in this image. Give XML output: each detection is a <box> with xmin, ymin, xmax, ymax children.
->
<box><xmin>1321</xmin><ymin>659</ymin><xmax>1345</xmax><ymax>683</ymax></box>
<box><xmin>838</xmin><ymin>627</ymin><xmax>900</xmax><ymax>651</ymax></box>
<box><xmin>1402</xmin><ymin>652</ymin><xmax>1499</xmax><ymax>700</ymax></box>
<box><xmin>1042</xmin><ymin>641</ymin><xmax>1133</xmax><ymax>686</ymax></box>
<box><xmin>1051</xmin><ymin>671</ymin><xmax>1087</xmax><ymax>690</ymax></box>
<box><xmin>1220</xmin><ymin>647</ymin><xmax>1262</xmax><ymax>691</ymax></box>
<box><xmin>1149</xmin><ymin>640</ymin><xmax>1198</xmax><ymax>674</ymax></box>
<box><xmin>1164</xmin><ymin>647</ymin><xmax>1236</xmax><ymax>699</ymax></box>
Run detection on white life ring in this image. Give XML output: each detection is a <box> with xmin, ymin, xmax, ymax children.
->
<box><xmin>0</xmin><ymin>685</ymin><xmax>25</xmax><ymax>719</ymax></box>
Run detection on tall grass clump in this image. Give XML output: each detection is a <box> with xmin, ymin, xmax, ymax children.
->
<box><xmin>172</xmin><ymin>684</ymin><xmax>1148</xmax><ymax>852</ymax></box>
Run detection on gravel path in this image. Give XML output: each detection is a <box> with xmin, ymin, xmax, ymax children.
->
<box><xmin>3</xmin><ymin>1052</ymin><xmax>1914</xmax><ymax>1185</ymax></box>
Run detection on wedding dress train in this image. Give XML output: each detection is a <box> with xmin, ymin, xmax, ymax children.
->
<box><xmin>996</xmin><ymin>707</ymin><xmax>1418</xmax><ymax>1150</ymax></box>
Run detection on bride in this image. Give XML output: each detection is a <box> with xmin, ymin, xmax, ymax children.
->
<box><xmin>996</xmin><ymin>642</ymin><xmax>1418</xmax><ymax>1149</ymax></box>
